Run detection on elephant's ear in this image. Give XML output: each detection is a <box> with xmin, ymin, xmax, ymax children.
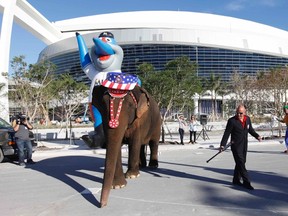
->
<box><xmin>140</xmin><ymin>87</ymin><xmax>150</xmax><ymax>100</ymax></box>
<box><xmin>136</xmin><ymin>93</ymin><xmax>149</xmax><ymax>118</ymax></box>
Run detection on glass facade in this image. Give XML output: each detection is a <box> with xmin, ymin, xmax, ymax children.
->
<box><xmin>48</xmin><ymin>44</ymin><xmax>288</xmax><ymax>86</ymax></box>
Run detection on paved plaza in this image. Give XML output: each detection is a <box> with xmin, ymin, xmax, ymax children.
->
<box><xmin>1</xmin><ymin>130</ymin><xmax>288</xmax><ymax>216</ymax></box>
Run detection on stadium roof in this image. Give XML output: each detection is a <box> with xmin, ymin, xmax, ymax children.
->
<box><xmin>52</xmin><ymin>11</ymin><xmax>288</xmax><ymax>58</ymax></box>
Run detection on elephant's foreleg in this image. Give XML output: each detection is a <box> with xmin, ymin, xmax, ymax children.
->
<box><xmin>139</xmin><ymin>145</ymin><xmax>147</xmax><ymax>168</ymax></box>
<box><xmin>125</xmin><ymin>143</ymin><xmax>141</xmax><ymax>178</ymax></box>
<box><xmin>112</xmin><ymin>148</ymin><xmax>127</xmax><ymax>189</ymax></box>
<box><xmin>148</xmin><ymin>140</ymin><xmax>159</xmax><ymax>168</ymax></box>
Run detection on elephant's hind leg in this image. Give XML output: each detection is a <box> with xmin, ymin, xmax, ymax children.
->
<box><xmin>148</xmin><ymin>140</ymin><xmax>159</xmax><ymax>168</ymax></box>
<box><xmin>125</xmin><ymin>171</ymin><xmax>140</xmax><ymax>179</ymax></box>
<box><xmin>139</xmin><ymin>145</ymin><xmax>147</xmax><ymax>168</ymax></box>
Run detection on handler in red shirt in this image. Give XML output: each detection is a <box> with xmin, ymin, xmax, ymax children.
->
<box><xmin>220</xmin><ymin>104</ymin><xmax>262</xmax><ymax>190</ymax></box>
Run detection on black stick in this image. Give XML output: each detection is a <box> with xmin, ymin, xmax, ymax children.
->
<box><xmin>206</xmin><ymin>142</ymin><xmax>231</xmax><ymax>163</ymax></box>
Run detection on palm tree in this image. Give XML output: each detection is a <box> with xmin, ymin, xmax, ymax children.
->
<box><xmin>217</xmin><ymin>83</ymin><xmax>230</xmax><ymax>119</ymax></box>
<box><xmin>203</xmin><ymin>73</ymin><xmax>221</xmax><ymax>121</ymax></box>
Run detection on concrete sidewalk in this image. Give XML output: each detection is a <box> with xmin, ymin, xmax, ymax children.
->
<box><xmin>1</xmin><ymin>128</ymin><xmax>288</xmax><ymax>216</ymax></box>
<box><xmin>34</xmin><ymin>127</ymin><xmax>283</xmax><ymax>153</ymax></box>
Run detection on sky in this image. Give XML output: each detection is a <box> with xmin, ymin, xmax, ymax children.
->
<box><xmin>1</xmin><ymin>0</ymin><xmax>288</xmax><ymax>67</ymax></box>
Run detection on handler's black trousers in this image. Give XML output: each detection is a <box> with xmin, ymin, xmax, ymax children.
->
<box><xmin>232</xmin><ymin>150</ymin><xmax>250</xmax><ymax>183</ymax></box>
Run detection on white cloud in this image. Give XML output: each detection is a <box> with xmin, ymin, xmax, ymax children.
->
<box><xmin>259</xmin><ymin>0</ymin><xmax>277</xmax><ymax>7</ymax></box>
<box><xmin>225</xmin><ymin>0</ymin><xmax>247</xmax><ymax>11</ymax></box>
<box><xmin>225</xmin><ymin>0</ymin><xmax>280</xmax><ymax>12</ymax></box>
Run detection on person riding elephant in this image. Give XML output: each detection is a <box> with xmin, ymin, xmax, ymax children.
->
<box><xmin>76</xmin><ymin>31</ymin><xmax>125</xmax><ymax>148</ymax></box>
<box><xmin>76</xmin><ymin>32</ymin><xmax>160</xmax><ymax>208</ymax></box>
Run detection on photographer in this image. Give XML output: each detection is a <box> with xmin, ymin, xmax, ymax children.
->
<box><xmin>13</xmin><ymin>113</ymin><xmax>36</xmax><ymax>166</ymax></box>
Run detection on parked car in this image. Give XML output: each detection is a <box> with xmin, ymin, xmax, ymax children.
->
<box><xmin>0</xmin><ymin>117</ymin><xmax>37</xmax><ymax>163</ymax></box>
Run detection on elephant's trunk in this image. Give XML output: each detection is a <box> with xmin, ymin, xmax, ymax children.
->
<box><xmin>99</xmin><ymin>97</ymin><xmax>130</xmax><ymax>207</ymax></box>
<box><xmin>100</xmin><ymin>129</ymin><xmax>125</xmax><ymax>207</ymax></box>
<box><xmin>100</xmin><ymin>145</ymin><xmax>118</xmax><ymax>207</ymax></box>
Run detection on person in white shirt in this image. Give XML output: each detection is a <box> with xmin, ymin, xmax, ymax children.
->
<box><xmin>189</xmin><ymin>115</ymin><xmax>199</xmax><ymax>144</ymax></box>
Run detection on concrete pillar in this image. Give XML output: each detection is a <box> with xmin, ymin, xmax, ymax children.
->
<box><xmin>0</xmin><ymin>0</ymin><xmax>16</xmax><ymax>122</ymax></box>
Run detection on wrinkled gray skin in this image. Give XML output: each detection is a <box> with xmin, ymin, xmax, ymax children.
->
<box><xmin>92</xmin><ymin>85</ymin><xmax>161</xmax><ymax>208</ymax></box>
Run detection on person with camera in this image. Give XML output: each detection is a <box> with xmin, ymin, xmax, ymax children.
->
<box><xmin>13</xmin><ymin>114</ymin><xmax>36</xmax><ymax>166</ymax></box>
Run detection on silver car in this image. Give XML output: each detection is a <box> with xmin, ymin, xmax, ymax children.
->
<box><xmin>0</xmin><ymin>117</ymin><xmax>16</xmax><ymax>162</ymax></box>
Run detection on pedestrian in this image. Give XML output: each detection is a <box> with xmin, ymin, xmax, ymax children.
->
<box><xmin>277</xmin><ymin>104</ymin><xmax>288</xmax><ymax>153</ymax></box>
<box><xmin>177</xmin><ymin>114</ymin><xmax>186</xmax><ymax>145</ymax></box>
<box><xmin>189</xmin><ymin>115</ymin><xmax>199</xmax><ymax>144</ymax></box>
<box><xmin>13</xmin><ymin>113</ymin><xmax>36</xmax><ymax>166</ymax></box>
<box><xmin>219</xmin><ymin>104</ymin><xmax>261</xmax><ymax>190</ymax></box>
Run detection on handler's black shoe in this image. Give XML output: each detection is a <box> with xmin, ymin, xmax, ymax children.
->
<box><xmin>232</xmin><ymin>180</ymin><xmax>243</xmax><ymax>186</ymax></box>
<box><xmin>243</xmin><ymin>182</ymin><xmax>254</xmax><ymax>190</ymax></box>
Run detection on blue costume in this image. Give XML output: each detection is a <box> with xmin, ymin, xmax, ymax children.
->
<box><xmin>76</xmin><ymin>31</ymin><xmax>124</xmax><ymax>147</ymax></box>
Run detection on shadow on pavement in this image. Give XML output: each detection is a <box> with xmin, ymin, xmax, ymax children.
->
<box><xmin>24</xmin><ymin>148</ymin><xmax>288</xmax><ymax>214</ymax></box>
<box><xmin>146</xmin><ymin>156</ymin><xmax>288</xmax><ymax>215</ymax></box>
<box><xmin>26</xmin><ymin>155</ymin><xmax>104</xmax><ymax>208</ymax></box>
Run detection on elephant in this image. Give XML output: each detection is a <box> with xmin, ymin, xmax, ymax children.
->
<box><xmin>92</xmin><ymin>84</ymin><xmax>161</xmax><ymax>208</ymax></box>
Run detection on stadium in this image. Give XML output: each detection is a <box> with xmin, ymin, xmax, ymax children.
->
<box><xmin>2</xmin><ymin>2</ymin><xmax>288</xmax><ymax>117</ymax></box>
<box><xmin>39</xmin><ymin>10</ymin><xmax>288</xmax><ymax>87</ymax></box>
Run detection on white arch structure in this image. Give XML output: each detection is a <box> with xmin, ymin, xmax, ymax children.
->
<box><xmin>0</xmin><ymin>0</ymin><xmax>61</xmax><ymax>121</ymax></box>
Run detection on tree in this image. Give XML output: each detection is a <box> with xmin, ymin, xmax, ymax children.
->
<box><xmin>138</xmin><ymin>56</ymin><xmax>202</xmax><ymax>142</ymax></box>
<box><xmin>0</xmin><ymin>83</ymin><xmax>4</xmax><ymax>90</ymax></box>
<box><xmin>9</xmin><ymin>56</ymin><xmax>56</xmax><ymax>122</ymax></box>
<box><xmin>9</xmin><ymin>55</ymin><xmax>89</xmax><ymax>132</ymax></box>
<box><xmin>254</xmin><ymin>67</ymin><xmax>288</xmax><ymax>136</ymax></box>
<box><xmin>139</xmin><ymin>56</ymin><xmax>202</xmax><ymax>120</ymax></box>
<box><xmin>216</xmin><ymin>82</ymin><xmax>230</xmax><ymax>119</ymax></box>
<box><xmin>0</xmin><ymin>82</ymin><xmax>8</xmax><ymax>115</ymax></box>
<box><xmin>137</xmin><ymin>62</ymin><xmax>155</xmax><ymax>79</ymax></box>
<box><xmin>255</xmin><ymin>67</ymin><xmax>288</xmax><ymax>115</ymax></box>
<box><xmin>229</xmin><ymin>71</ymin><xmax>256</xmax><ymax>112</ymax></box>
<box><xmin>27</xmin><ymin>59</ymin><xmax>57</xmax><ymax>123</ymax></box>
<box><xmin>51</xmin><ymin>74</ymin><xmax>88</xmax><ymax>139</ymax></box>
<box><xmin>226</xmin><ymin>67</ymin><xmax>288</xmax><ymax>137</ymax></box>
<box><xmin>202</xmin><ymin>73</ymin><xmax>221</xmax><ymax>121</ymax></box>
